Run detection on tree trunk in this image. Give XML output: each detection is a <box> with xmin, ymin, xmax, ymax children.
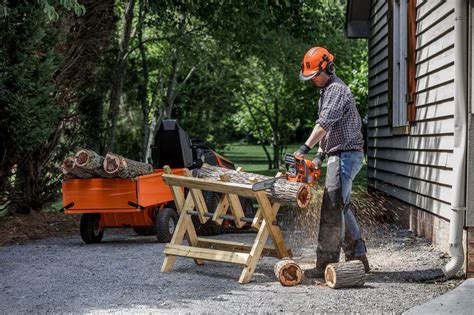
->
<box><xmin>274</xmin><ymin>258</ymin><xmax>303</xmax><ymax>286</ymax></box>
<box><xmin>103</xmin><ymin>153</ymin><xmax>153</xmax><ymax>178</ymax></box>
<box><xmin>272</xmin><ymin>142</ymin><xmax>280</xmax><ymax>169</ymax></box>
<box><xmin>144</xmin><ymin>23</ymin><xmax>196</xmax><ymax>163</ymax></box>
<box><xmin>145</xmin><ymin>107</ymin><xmax>163</xmax><ymax>163</ymax></box>
<box><xmin>144</xmin><ymin>15</ymin><xmax>182</xmax><ymax>164</ymax></box>
<box><xmin>195</xmin><ymin>164</ymin><xmax>311</xmax><ymax>208</ymax></box>
<box><xmin>272</xmin><ymin>94</ymin><xmax>280</xmax><ymax>169</ymax></box>
<box><xmin>61</xmin><ymin>156</ymin><xmax>94</xmax><ymax>179</ymax></box>
<box><xmin>75</xmin><ymin>149</ymin><xmax>111</xmax><ymax>178</ymax></box>
<box><xmin>324</xmin><ymin>261</ymin><xmax>366</xmax><ymax>289</ymax></box>
<box><xmin>137</xmin><ymin>0</ymin><xmax>150</xmax><ymax>163</ymax></box>
<box><xmin>104</xmin><ymin>0</ymin><xmax>135</xmax><ymax>154</ymax></box>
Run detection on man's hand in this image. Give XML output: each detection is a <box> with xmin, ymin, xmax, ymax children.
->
<box><xmin>294</xmin><ymin>144</ymin><xmax>311</xmax><ymax>158</ymax></box>
<box><xmin>312</xmin><ymin>152</ymin><xmax>325</xmax><ymax>169</ymax></box>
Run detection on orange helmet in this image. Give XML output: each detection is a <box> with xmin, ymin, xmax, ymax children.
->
<box><xmin>299</xmin><ymin>47</ymin><xmax>335</xmax><ymax>81</ymax></box>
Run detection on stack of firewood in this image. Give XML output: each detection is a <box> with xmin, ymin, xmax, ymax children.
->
<box><xmin>61</xmin><ymin>149</ymin><xmax>153</xmax><ymax>179</ymax></box>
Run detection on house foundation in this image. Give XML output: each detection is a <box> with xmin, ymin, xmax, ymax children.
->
<box><xmin>468</xmin><ymin>227</ymin><xmax>474</xmax><ymax>278</ymax></box>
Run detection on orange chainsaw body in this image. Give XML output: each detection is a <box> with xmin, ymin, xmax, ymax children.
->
<box><xmin>285</xmin><ymin>154</ymin><xmax>321</xmax><ymax>185</ymax></box>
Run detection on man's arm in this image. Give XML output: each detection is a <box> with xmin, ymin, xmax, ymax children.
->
<box><xmin>305</xmin><ymin>124</ymin><xmax>327</xmax><ymax>149</ymax></box>
<box><xmin>295</xmin><ymin>84</ymin><xmax>345</xmax><ymax>158</ymax></box>
<box><xmin>295</xmin><ymin>124</ymin><xmax>326</xmax><ymax>158</ymax></box>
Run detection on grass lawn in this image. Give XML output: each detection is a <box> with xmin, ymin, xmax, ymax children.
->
<box><xmin>223</xmin><ymin>143</ymin><xmax>300</xmax><ymax>176</ymax></box>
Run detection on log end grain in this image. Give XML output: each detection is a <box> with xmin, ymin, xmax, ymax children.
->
<box><xmin>274</xmin><ymin>259</ymin><xmax>303</xmax><ymax>286</ymax></box>
<box><xmin>75</xmin><ymin>149</ymin><xmax>91</xmax><ymax>166</ymax></box>
<box><xmin>104</xmin><ymin>153</ymin><xmax>121</xmax><ymax>174</ymax></box>
<box><xmin>325</xmin><ymin>261</ymin><xmax>366</xmax><ymax>289</ymax></box>
<box><xmin>61</xmin><ymin>157</ymin><xmax>76</xmax><ymax>174</ymax></box>
<box><xmin>296</xmin><ymin>184</ymin><xmax>312</xmax><ymax>208</ymax></box>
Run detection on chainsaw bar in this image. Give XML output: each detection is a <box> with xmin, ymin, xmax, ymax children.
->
<box><xmin>251</xmin><ymin>176</ymin><xmax>286</xmax><ymax>192</ymax></box>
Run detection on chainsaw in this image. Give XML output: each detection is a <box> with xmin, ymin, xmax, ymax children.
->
<box><xmin>251</xmin><ymin>153</ymin><xmax>321</xmax><ymax>191</ymax></box>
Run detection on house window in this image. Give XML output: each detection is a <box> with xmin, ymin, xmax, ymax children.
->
<box><xmin>393</xmin><ymin>0</ymin><xmax>408</xmax><ymax>127</ymax></box>
<box><xmin>390</xmin><ymin>0</ymin><xmax>416</xmax><ymax>130</ymax></box>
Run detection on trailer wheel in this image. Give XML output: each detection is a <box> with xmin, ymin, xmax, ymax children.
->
<box><xmin>155</xmin><ymin>208</ymin><xmax>178</xmax><ymax>243</ymax></box>
<box><xmin>80</xmin><ymin>214</ymin><xmax>104</xmax><ymax>244</ymax></box>
<box><xmin>191</xmin><ymin>192</ymin><xmax>221</xmax><ymax>236</ymax></box>
<box><xmin>240</xmin><ymin>197</ymin><xmax>255</xmax><ymax>217</ymax></box>
<box><xmin>203</xmin><ymin>191</ymin><xmax>219</xmax><ymax>211</ymax></box>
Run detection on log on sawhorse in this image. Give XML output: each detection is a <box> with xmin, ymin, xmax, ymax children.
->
<box><xmin>160</xmin><ymin>166</ymin><xmax>293</xmax><ymax>284</ymax></box>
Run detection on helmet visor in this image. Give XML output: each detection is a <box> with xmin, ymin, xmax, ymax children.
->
<box><xmin>299</xmin><ymin>69</ymin><xmax>321</xmax><ymax>81</ymax></box>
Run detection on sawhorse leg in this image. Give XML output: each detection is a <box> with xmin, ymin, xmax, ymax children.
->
<box><xmin>161</xmin><ymin>168</ymin><xmax>204</xmax><ymax>272</ymax></box>
<box><xmin>239</xmin><ymin>201</ymin><xmax>287</xmax><ymax>284</ymax></box>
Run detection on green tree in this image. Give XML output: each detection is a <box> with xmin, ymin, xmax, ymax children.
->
<box><xmin>0</xmin><ymin>4</ymin><xmax>63</xmax><ymax>213</ymax></box>
<box><xmin>0</xmin><ymin>1</ymin><xmax>115</xmax><ymax>214</ymax></box>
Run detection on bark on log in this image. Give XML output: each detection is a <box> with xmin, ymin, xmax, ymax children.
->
<box><xmin>103</xmin><ymin>153</ymin><xmax>153</xmax><ymax>178</ymax></box>
<box><xmin>274</xmin><ymin>258</ymin><xmax>303</xmax><ymax>286</ymax></box>
<box><xmin>195</xmin><ymin>164</ymin><xmax>311</xmax><ymax>208</ymax></box>
<box><xmin>61</xmin><ymin>156</ymin><xmax>94</xmax><ymax>179</ymax></box>
<box><xmin>75</xmin><ymin>149</ymin><xmax>111</xmax><ymax>178</ymax></box>
<box><xmin>324</xmin><ymin>261</ymin><xmax>366</xmax><ymax>289</ymax></box>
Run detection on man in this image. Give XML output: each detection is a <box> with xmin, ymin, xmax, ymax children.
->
<box><xmin>295</xmin><ymin>46</ymin><xmax>369</xmax><ymax>278</ymax></box>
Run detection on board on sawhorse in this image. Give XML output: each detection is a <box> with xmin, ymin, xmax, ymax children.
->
<box><xmin>160</xmin><ymin>166</ymin><xmax>292</xmax><ymax>284</ymax></box>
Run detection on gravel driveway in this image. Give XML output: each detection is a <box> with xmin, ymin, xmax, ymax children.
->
<box><xmin>0</xmin><ymin>221</ymin><xmax>463</xmax><ymax>314</ymax></box>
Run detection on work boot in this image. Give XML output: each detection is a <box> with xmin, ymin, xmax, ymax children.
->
<box><xmin>346</xmin><ymin>253</ymin><xmax>370</xmax><ymax>273</ymax></box>
<box><xmin>345</xmin><ymin>239</ymin><xmax>370</xmax><ymax>273</ymax></box>
<box><xmin>303</xmin><ymin>267</ymin><xmax>325</xmax><ymax>279</ymax></box>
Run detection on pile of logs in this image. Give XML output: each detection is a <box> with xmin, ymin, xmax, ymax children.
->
<box><xmin>61</xmin><ymin>149</ymin><xmax>153</xmax><ymax>179</ymax></box>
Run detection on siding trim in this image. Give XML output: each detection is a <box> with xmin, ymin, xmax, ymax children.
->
<box><xmin>387</xmin><ymin>0</ymin><xmax>393</xmax><ymax>127</ymax></box>
<box><xmin>407</xmin><ymin>0</ymin><xmax>417</xmax><ymax>123</ymax></box>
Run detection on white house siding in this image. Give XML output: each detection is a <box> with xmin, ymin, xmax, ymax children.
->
<box><xmin>367</xmin><ymin>0</ymin><xmax>456</xmax><ymax>220</ymax></box>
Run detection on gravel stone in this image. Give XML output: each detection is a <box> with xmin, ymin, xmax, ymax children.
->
<box><xmin>0</xmin><ymin>223</ymin><xmax>463</xmax><ymax>313</ymax></box>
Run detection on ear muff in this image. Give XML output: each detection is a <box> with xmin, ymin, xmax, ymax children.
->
<box><xmin>322</xmin><ymin>54</ymin><xmax>335</xmax><ymax>75</ymax></box>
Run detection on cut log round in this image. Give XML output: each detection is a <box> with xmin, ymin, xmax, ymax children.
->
<box><xmin>274</xmin><ymin>258</ymin><xmax>303</xmax><ymax>286</ymax></box>
<box><xmin>75</xmin><ymin>149</ymin><xmax>111</xmax><ymax>178</ymax></box>
<box><xmin>103</xmin><ymin>153</ymin><xmax>153</xmax><ymax>178</ymax></box>
<box><xmin>61</xmin><ymin>156</ymin><xmax>93</xmax><ymax>179</ymax></box>
<box><xmin>195</xmin><ymin>164</ymin><xmax>312</xmax><ymax>208</ymax></box>
<box><xmin>324</xmin><ymin>261</ymin><xmax>366</xmax><ymax>289</ymax></box>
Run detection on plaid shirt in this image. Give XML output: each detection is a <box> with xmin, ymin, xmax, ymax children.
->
<box><xmin>316</xmin><ymin>76</ymin><xmax>364</xmax><ymax>154</ymax></box>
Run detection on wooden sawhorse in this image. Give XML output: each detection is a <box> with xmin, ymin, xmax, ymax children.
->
<box><xmin>160</xmin><ymin>166</ymin><xmax>292</xmax><ymax>284</ymax></box>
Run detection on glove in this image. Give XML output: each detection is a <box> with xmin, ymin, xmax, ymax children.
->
<box><xmin>294</xmin><ymin>144</ymin><xmax>311</xmax><ymax>158</ymax></box>
<box><xmin>312</xmin><ymin>152</ymin><xmax>325</xmax><ymax>169</ymax></box>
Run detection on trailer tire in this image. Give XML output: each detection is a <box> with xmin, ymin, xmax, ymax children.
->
<box><xmin>80</xmin><ymin>214</ymin><xmax>104</xmax><ymax>244</ymax></box>
<box><xmin>240</xmin><ymin>197</ymin><xmax>255</xmax><ymax>217</ymax></box>
<box><xmin>155</xmin><ymin>208</ymin><xmax>178</xmax><ymax>243</ymax></box>
<box><xmin>203</xmin><ymin>191</ymin><xmax>219</xmax><ymax>211</ymax></box>
<box><xmin>191</xmin><ymin>191</ymin><xmax>221</xmax><ymax>236</ymax></box>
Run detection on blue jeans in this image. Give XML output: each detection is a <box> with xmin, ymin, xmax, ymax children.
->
<box><xmin>316</xmin><ymin>150</ymin><xmax>365</xmax><ymax>269</ymax></box>
<box><xmin>340</xmin><ymin>151</ymin><xmax>365</xmax><ymax>256</ymax></box>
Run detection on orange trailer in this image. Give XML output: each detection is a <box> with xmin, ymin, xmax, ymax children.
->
<box><xmin>62</xmin><ymin>168</ymin><xmax>185</xmax><ymax>244</ymax></box>
<box><xmin>61</xmin><ymin>119</ymin><xmax>251</xmax><ymax>244</ymax></box>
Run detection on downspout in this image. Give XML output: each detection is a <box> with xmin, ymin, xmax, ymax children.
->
<box><xmin>442</xmin><ymin>0</ymin><xmax>468</xmax><ymax>278</ymax></box>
